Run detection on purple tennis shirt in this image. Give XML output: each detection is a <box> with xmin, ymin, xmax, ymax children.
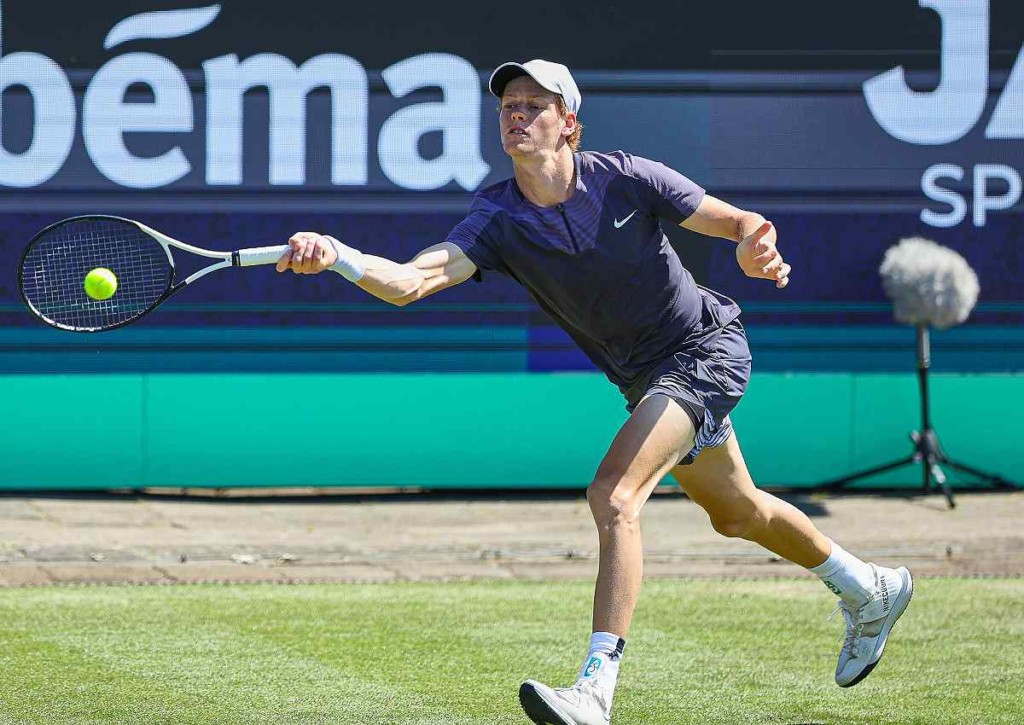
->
<box><xmin>445</xmin><ymin>150</ymin><xmax>742</xmax><ymax>392</ymax></box>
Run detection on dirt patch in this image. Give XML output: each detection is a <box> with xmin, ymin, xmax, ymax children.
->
<box><xmin>0</xmin><ymin>490</ymin><xmax>1021</xmax><ymax>585</ymax></box>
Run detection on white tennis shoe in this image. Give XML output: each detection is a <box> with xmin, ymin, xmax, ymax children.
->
<box><xmin>833</xmin><ymin>564</ymin><xmax>914</xmax><ymax>687</ymax></box>
<box><xmin>519</xmin><ymin>678</ymin><xmax>612</xmax><ymax>725</ymax></box>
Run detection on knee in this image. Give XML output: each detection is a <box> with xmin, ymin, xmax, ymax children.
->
<box><xmin>708</xmin><ymin>502</ymin><xmax>766</xmax><ymax>539</ymax></box>
<box><xmin>587</xmin><ymin>478</ymin><xmax>640</xmax><ymax>531</ymax></box>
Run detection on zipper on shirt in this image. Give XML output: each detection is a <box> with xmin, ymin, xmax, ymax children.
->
<box><xmin>556</xmin><ymin>203</ymin><xmax>580</xmax><ymax>253</ymax></box>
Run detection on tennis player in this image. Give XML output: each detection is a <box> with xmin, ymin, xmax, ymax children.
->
<box><xmin>277</xmin><ymin>60</ymin><xmax>914</xmax><ymax>725</ymax></box>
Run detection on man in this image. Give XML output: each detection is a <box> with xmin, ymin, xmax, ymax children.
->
<box><xmin>277</xmin><ymin>60</ymin><xmax>914</xmax><ymax>725</ymax></box>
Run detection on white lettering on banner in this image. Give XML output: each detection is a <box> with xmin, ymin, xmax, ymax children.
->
<box><xmin>863</xmin><ymin>0</ymin><xmax>989</xmax><ymax>146</ymax></box>
<box><xmin>921</xmin><ymin>164</ymin><xmax>967</xmax><ymax>228</ymax></box>
<box><xmin>103</xmin><ymin>5</ymin><xmax>223</xmax><ymax>49</ymax></box>
<box><xmin>0</xmin><ymin>53</ymin><xmax>76</xmax><ymax>187</ymax></box>
<box><xmin>864</xmin><ymin>0</ymin><xmax>1024</xmax><ymax>227</ymax></box>
<box><xmin>0</xmin><ymin>2</ymin><xmax>489</xmax><ymax>191</ymax></box>
<box><xmin>987</xmin><ymin>47</ymin><xmax>1024</xmax><ymax>139</ymax></box>
<box><xmin>973</xmin><ymin>164</ymin><xmax>1022</xmax><ymax>226</ymax></box>
<box><xmin>922</xmin><ymin>164</ymin><xmax>1023</xmax><ymax>228</ymax></box>
<box><xmin>379</xmin><ymin>54</ymin><xmax>490</xmax><ymax>191</ymax></box>
<box><xmin>83</xmin><ymin>54</ymin><xmax>193</xmax><ymax>188</ymax></box>
<box><xmin>204</xmin><ymin>53</ymin><xmax>369</xmax><ymax>186</ymax></box>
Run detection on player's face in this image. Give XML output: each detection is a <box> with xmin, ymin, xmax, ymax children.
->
<box><xmin>499</xmin><ymin>76</ymin><xmax>568</xmax><ymax>158</ymax></box>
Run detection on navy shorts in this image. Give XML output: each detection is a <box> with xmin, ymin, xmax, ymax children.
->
<box><xmin>623</xmin><ymin>319</ymin><xmax>752</xmax><ymax>465</ymax></box>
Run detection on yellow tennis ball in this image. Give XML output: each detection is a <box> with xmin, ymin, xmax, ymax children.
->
<box><xmin>84</xmin><ymin>267</ymin><xmax>118</xmax><ymax>300</ymax></box>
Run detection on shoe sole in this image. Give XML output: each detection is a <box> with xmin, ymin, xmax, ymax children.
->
<box><xmin>519</xmin><ymin>681</ymin><xmax>574</xmax><ymax>725</ymax></box>
<box><xmin>839</xmin><ymin>566</ymin><xmax>914</xmax><ymax>688</ymax></box>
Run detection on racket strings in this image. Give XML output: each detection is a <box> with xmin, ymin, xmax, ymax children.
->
<box><xmin>20</xmin><ymin>218</ymin><xmax>173</xmax><ymax>331</ymax></box>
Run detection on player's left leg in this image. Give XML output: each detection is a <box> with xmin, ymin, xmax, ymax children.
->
<box><xmin>672</xmin><ymin>432</ymin><xmax>914</xmax><ymax>687</ymax></box>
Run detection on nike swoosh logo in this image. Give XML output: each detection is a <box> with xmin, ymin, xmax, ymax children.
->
<box><xmin>613</xmin><ymin>210</ymin><xmax>638</xmax><ymax>228</ymax></box>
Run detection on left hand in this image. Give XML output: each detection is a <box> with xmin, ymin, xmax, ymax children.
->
<box><xmin>736</xmin><ymin>221</ymin><xmax>790</xmax><ymax>289</ymax></box>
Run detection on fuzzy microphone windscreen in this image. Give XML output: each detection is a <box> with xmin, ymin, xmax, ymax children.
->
<box><xmin>879</xmin><ymin>237</ymin><xmax>980</xmax><ymax>329</ymax></box>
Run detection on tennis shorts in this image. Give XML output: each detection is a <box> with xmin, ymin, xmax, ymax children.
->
<box><xmin>623</xmin><ymin>318</ymin><xmax>752</xmax><ymax>465</ymax></box>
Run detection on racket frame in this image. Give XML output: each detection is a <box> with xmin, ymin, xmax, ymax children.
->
<box><xmin>18</xmin><ymin>214</ymin><xmax>289</xmax><ymax>333</ymax></box>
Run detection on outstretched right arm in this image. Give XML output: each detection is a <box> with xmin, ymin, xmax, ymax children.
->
<box><xmin>276</xmin><ymin>233</ymin><xmax>478</xmax><ymax>306</ymax></box>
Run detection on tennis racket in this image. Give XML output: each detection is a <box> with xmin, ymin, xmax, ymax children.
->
<box><xmin>18</xmin><ymin>215</ymin><xmax>290</xmax><ymax>333</ymax></box>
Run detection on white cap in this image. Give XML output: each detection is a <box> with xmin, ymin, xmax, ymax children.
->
<box><xmin>488</xmin><ymin>59</ymin><xmax>582</xmax><ymax>115</ymax></box>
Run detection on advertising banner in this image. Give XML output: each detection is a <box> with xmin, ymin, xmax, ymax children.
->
<box><xmin>2</xmin><ymin>0</ymin><xmax>1021</xmax><ymax>373</ymax></box>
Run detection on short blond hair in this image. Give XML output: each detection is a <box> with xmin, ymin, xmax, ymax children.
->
<box><xmin>556</xmin><ymin>95</ymin><xmax>583</xmax><ymax>151</ymax></box>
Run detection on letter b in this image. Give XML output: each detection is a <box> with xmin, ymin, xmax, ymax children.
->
<box><xmin>0</xmin><ymin>52</ymin><xmax>76</xmax><ymax>187</ymax></box>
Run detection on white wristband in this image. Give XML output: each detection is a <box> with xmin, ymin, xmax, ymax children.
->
<box><xmin>324</xmin><ymin>235</ymin><xmax>365</xmax><ymax>283</ymax></box>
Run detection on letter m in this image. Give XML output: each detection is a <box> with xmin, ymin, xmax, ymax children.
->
<box><xmin>204</xmin><ymin>53</ymin><xmax>368</xmax><ymax>185</ymax></box>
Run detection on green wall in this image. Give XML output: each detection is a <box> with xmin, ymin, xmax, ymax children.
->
<box><xmin>2</xmin><ymin>372</ymin><xmax>1021</xmax><ymax>490</ymax></box>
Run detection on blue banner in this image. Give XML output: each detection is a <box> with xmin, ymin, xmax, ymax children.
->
<box><xmin>2</xmin><ymin>0</ymin><xmax>1022</xmax><ymax>374</ymax></box>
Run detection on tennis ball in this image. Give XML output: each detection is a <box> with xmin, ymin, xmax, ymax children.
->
<box><xmin>84</xmin><ymin>267</ymin><xmax>118</xmax><ymax>300</ymax></box>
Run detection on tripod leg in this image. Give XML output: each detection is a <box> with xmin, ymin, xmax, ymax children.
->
<box><xmin>820</xmin><ymin>455</ymin><xmax>917</xmax><ymax>490</ymax></box>
<box><xmin>941</xmin><ymin>459</ymin><xmax>1019</xmax><ymax>490</ymax></box>
<box><xmin>929</xmin><ymin>461</ymin><xmax>955</xmax><ymax>508</ymax></box>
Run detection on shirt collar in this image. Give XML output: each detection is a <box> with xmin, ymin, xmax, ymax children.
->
<box><xmin>511</xmin><ymin>152</ymin><xmax>585</xmax><ymax>209</ymax></box>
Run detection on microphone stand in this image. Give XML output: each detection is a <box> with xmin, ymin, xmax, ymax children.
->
<box><xmin>818</xmin><ymin>325</ymin><xmax>1018</xmax><ymax>508</ymax></box>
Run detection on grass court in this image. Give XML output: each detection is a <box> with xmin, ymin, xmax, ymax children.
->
<box><xmin>1</xmin><ymin>578</ymin><xmax>1021</xmax><ymax>724</ymax></box>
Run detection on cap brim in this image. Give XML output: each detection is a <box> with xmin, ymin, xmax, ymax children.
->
<box><xmin>488</xmin><ymin>63</ymin><xmax>530</xmax><ymax>98</ymax></box>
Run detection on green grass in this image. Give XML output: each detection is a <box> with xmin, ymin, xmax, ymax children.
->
<box><xmin>0</xmin><ymin>579</ymin><xmax>1021</xmax><ymax>724</ymax></box>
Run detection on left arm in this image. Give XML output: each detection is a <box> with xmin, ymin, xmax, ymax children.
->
<box><xmin>680</xmin><ymin>194</ymin><xmax>791</xmax><ymax>289</ymax></box>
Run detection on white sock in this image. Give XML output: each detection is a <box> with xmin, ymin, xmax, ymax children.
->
<box><xmin>577</xmin><ymin>632</ymin><xmax>625</xmax><ymax>695</ymax></box>
<box><xmin>809</xmin><ymin>540</ymin><xmax>876</xmax><ymax>606</ymax></box>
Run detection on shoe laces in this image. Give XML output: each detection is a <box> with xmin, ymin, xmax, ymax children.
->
<box><xmin>566</xmin><ymin>677</ymin><xmax>613</xmax><ymax>714</ymax></box>
<box><xmin>828</xmin><ymin>601</ymin><xmax>865</xmax><ymax>658</ymax></box>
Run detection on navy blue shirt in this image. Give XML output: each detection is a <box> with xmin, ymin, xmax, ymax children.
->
<box><xmin>446</xmin><ymin>150</ymin><xmax>741</xmax><ymax>391</ymax></box>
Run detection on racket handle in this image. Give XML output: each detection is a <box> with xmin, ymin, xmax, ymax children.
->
<box><xmin>235</xmin><ymin>245</ymin><xmax>291</xmax><ymax>266</ymax></box>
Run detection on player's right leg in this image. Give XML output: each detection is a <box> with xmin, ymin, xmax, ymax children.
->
<box><xmin>671</xmin><ymin>433</ymin><xmax>914</xmax><ymax>687</ymax></box>
<box><xmin>520</xmin><ymin>393</ymin><xmax>696</xmax><ymax>725</ymax></box>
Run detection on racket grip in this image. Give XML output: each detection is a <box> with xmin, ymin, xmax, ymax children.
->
<box><xmin>235</xmin><ymin>245</ymin><xmax>291</xmax><ymax>266</ymax></box>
